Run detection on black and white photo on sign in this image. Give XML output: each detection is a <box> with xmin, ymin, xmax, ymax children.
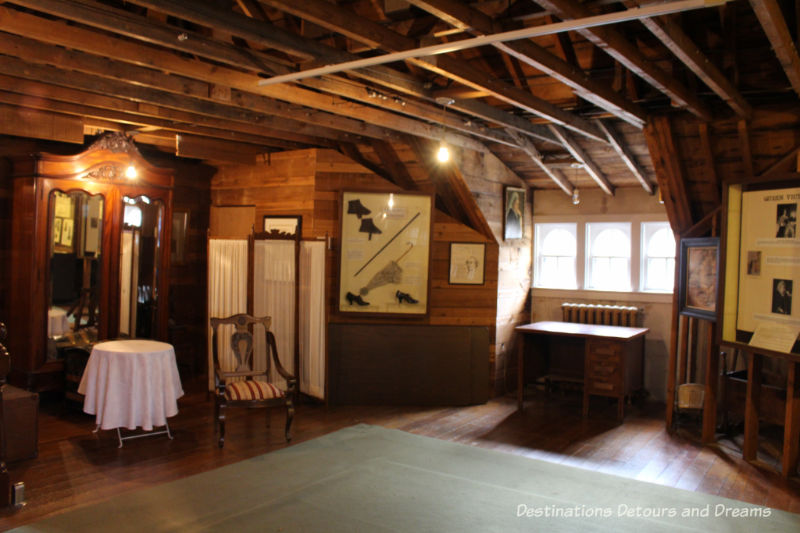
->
<box><xmin>775</xmin><ymin>203</ymin><xmax>797</xmax><ymax>238</ymax></box>
<box><xmin>772</xmin><ymin>278</ymin><xmax>793</xmax><ymax>315</ymax></box>
<box><xmin>504</xmin><ymin>187</ymin><xmax>525</xmax><ymax>240</ymax></box>
<box><xmin>747</xmin><ymin>250</ymin><xmax>761</xmax><ymax>276</ymax></box>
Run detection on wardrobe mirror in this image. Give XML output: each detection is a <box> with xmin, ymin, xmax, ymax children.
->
<box><xmin>119</xmin><ymin>195</ymin><xmax>164</xmax><ymax>339</ymax></box>
<box><xmin>48</xmin><ymin>190</ymin><xmax>104</xmax><ymax>350</ymax></box>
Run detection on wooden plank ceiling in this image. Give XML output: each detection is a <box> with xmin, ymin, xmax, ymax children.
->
<box><xmin>0</xmin><ymin>0</ymin><xmax>795</xmax><ymax>204</ymax></box>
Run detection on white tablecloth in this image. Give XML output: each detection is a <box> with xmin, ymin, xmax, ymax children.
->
<box><xmin>78</xmin><ymin>339</ymin><xmax>184</xmax><ymax>431</ymax></box>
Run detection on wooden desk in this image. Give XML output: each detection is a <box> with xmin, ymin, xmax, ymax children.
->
<box><xmin>516</xmin><ymin>321</ymin><xmax>648</xmax><ymax>419</ymax></box>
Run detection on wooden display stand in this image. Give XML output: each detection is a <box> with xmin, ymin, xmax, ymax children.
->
<box><xmin>717</xmin><ymin>173</ymin><xmax>800</xmax><ymax>478</ymax></box>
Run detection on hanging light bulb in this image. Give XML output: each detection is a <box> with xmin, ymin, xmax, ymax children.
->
<box><xmin>437</xmin><ymin>143</ymin><xmax>450</xmax><ymax>163</ymax></box>
<box><xmin>125</xmin><ymin>164</ymin><xmax>138</xmax><ymax>179</ymax></box>
<box><xmin>572</xmin><ymin>189</ymin><xmax>580</xmax><ymax>205</ymax></box>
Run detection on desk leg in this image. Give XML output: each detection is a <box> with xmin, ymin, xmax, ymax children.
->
<box><xmin>782</xmin><ymin>361</ymin><xmax>800</xmax><ymax>478</ymax></box>
<box><xmin>743</xmin><ymin>352</ymin><xmax>762</xmax><ymax>462</ymax></box>
<box><xmin>517</xmin><ymin>335</ymin><xmax>525</xmax><ymax>411</ymax></box>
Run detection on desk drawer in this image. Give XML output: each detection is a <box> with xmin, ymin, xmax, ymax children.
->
<box><xmin>587</xmin><ymin>360</ymin><xmax>619</xmax><ymax>379</ymax></box>
<box><xmin>586</xmin><ymin>339</ymin><xmax>622</xmax><ymax>358</ymax></box>
<box><xmin>586</xmin><ymin>379</ymin><xmax>621</xmax><ymax>395</ymax></box>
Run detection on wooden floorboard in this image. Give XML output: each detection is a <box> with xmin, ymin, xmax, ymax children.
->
<box><xmin>1</xmin><ymin>379</ymin><xmax>799</xmax><ymax>529</ymax></box>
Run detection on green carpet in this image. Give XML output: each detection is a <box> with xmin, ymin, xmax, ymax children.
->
<box><xmin>11</xmin><ymin>424</ymin><xmax>800</xmax><ymax>532</ymax></box>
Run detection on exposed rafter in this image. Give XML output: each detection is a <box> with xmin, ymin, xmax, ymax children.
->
<box><xmin>549</xmin><ymin>125</ymin><xmax>614</xmax><ymax>196</ymax></box>
<box><xmin>406</xmin><ymin>0</ymin><xmax>647</xmax><ymax>128</ymax></box>
<box><xmin>252</xmin><ymin>0</ymin><xmax>608</xmax><ymax>142</ymax></box>
<box><xmin>749</xmin><ymin>0</ymin><xmax>800</xmax><ymax>98</ymax></box>
<box><xmin>630</xmin><ymin>5</ymin><xmax>751</xmax><ymax>119</ymax></box>
<box><xmin>596</xmin><ymin>120</ymin><xmax>653</xmax><ymax>194</ymax></box>
<box><xmin>506</xmin><ymin>130</ymin><xmax>574</xmax><ymax>196</ymax></box>
<box><xmin>534</xmin><ymin>0</ymin><xmax>714</xmax><ymax>121</ymax></box>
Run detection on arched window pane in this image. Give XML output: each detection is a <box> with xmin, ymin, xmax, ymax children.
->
<box><xmin>647</xmin><ymin>228</ymin><xmax>675</xmax><ymax>258</ymax></box>
<box><xmin>542</xmin><ymin>229</ymin><xmax>576</xmax><ymax>256</ymax></box>
<box><xmin>592</xmin><ymin>228</ymin><xmax>630</xmax><ymax>257</ymax></box>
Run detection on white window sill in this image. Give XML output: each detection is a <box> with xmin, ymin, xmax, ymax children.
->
<box><xmin>531</xmin><ymin>287</ymin><xmax>673</xmax><ymax>305</ymax></box>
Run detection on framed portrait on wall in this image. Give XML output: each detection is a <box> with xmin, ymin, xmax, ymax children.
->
<box><xmin>504</xmin><ymin>186</ymin><xmax>525</xmax><ymax>240</ymax></box>
<box><xmin>338</xmin><ymin>191</ymin><xmax>432</xmax><ymax>315</ymax></box>
<box><xmin>678</xmin><ymin>237</ymin><xmax>719</xmax><ymax>321</ymax></box>
<box><xmin>449</xmin><ymin>242</ymin><xmax>486</xmax><ymax>285</ymax></box>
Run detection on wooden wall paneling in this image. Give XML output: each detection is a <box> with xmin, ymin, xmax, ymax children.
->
<box><xmin>210</xmin><ymin>148</ymin><xmax>499</xmax><ymax>398</ymax></box>
<box><xmin>167</xmin><ymin>158</ymin><xmax>214</xmax><ymax>378</ymax></box>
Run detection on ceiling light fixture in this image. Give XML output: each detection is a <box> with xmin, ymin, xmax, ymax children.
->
<box><xmin>125</xmin><ymin>165</ymin><xmax>138</xmax><ymax>179</ymax></box>
<box><xmin>435</xmin><ymin>97</ymin><xmax>455</xmax><ymax>164</ymax></box>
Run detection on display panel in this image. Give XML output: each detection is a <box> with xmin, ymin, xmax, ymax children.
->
<box><xmin>338</xmin><ymin>191</ymin><xmax>432</xmax><ymax>315</ymax></box>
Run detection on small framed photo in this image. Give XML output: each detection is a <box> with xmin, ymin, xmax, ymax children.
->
<box><xmin>504</xmin><ymin>186</ymin><xmax>525</xmax><ymax>240</ymax></box>
<box><xmin>263</xmin><ymin>215</ymin><xmax>302</xmax><ymax>237</ymax></box>
<box><xmin>772</xmin><ymin>278</ymin><xmax>793</xmax><ymax>315</ymax></box>
<box><xmin>52</xmin><ymin>217</ymin><xmax>63</xmax><ymax>244</ymax></box>
<box><xmin>678</xmin><ymin>237</ymin><xmax>720</xmax><ymax>321</ymax></box>
<box><xmin>449</xmin><ymin>243</ymin><xmax>486</xmax><ymax>285</ymax></box>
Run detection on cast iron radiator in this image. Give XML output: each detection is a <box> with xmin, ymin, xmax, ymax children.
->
<box><xmin>560</xmin><ymin>302</ymin><xmax>640</xmax><ymax>327</ymax></box>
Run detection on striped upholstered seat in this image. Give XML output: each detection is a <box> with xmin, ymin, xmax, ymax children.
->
<box><xmin>225</xmin><ymin>380</ymin><xmax>285</xmax><ymax>401</ymax></box>
<box><xmin>211</xmin><ymin>314</ymin><xmax>297</xmax><ymax>448</ymax></box>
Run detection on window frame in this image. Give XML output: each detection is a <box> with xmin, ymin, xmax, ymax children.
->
<box><xmin>532</xmin><ymin>214</ymin><xmax>674</xmax><ymax>303</ymax></box>
<box><xmin>585</xmin><ymin>221</ymin><xmax>632</xmax><ymax>292</ymax></box>
<box><xmin>640</xmin><ymin>221</ymin><xmax>676</xmax><ymax>293</ymax></box>
<box><xmin>533</xmin><ymin>222</ymin><xmax>578</xmax><ymax>289</ymax></box>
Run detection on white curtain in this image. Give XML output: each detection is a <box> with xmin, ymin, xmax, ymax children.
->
<box><xmin>299</xmin><ymin>241</ymin><xmax>326</xmax><ymax>399</ymax></box>
<box><xmin>253</xmin><ymin>240</ymin><xmax>295</xmax><ymax>390</ymax></box>
<box><xmin>207</xmin><ymin>239</ymin><xmax>248</xmax><ymax>391</ymax></box>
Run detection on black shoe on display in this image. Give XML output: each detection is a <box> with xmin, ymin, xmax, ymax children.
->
<box><xmin>396</xmin><ymin>291</ymin><xmax>418</xmax><ymax>304</ymax></box>
<box><xmin>346</xmin><ymin>292</ymin><xmax>370</xmax><ymax>306</ymax></box>
<box><xmin>359</xmin><ymin>218</ymin><xmax>382</xmax><ymax>240</ymax></box>
<box><xmin>347</xmin><ymin>199</ymin><xmax>371</xmax><ymax>218</ymax></box>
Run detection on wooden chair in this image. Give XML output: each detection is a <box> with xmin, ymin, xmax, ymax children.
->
<box><xmin>210</xmin><ymin>314</ymin><xmax>296</xmax><ymax>448</ymax></box>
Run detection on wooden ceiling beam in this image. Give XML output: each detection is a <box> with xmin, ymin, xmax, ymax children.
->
<box><xmin>506</xmin><ymin>129</ymin><xmax>574</xmax><ymax>196</ymax></box>
<box><xmin>0</xmin><ymin>86</ymin><xmax>315</xmax><ymax>151</ymax></box>
<box><xmin>0</xmin><ymin>6</ymin><xmax>394</xmax><ymax>142</ymax></box>
<box><xmin>254</xmin><ymin>0</ymin><xmax>608</xmax><ymax>143</ymax></box>
<box><xmin>627</xmin><ymin>4</ymin><xmax>751</xmax><ymax>118</ymax></box>
<box><xmin>749</xmin><ymin>0</ymin><xmax>800</xmax><ymax>98</ymax></box>
<box><xmin>534</xmin><ymin>0</ymin><xmax>713</xmax><ymax>121</ymax></box>
<box><xmin>548</xmin><ymin>125</ymin><xmax>614</xmax><ymax>195</ymax></box>
<box><xmin>0</xmin><ymin>9</ymin><xmax>502</xmax><ymax>153</ymax></box>
<box><xmin>644</xmin><ymin>115</ymin><xmax>693</xmax><ymax>234</ymax></box>
<box><xmin>738</xmin><ymin>119</ymin><xmax>755</xmax><ymax>177</ymax></box>
<box><xmin>406</xmin><ymin>0</ymin><xmax>647</xmax><ymax>128</ymax></box>
<box><xmin>596</xmin><ymin>120</ymin><xmax>653</xmax><ymax>194</ymax></box>
<box><xmin>0</xmin><ymin>56</ymin><xmax>360</xmax><ymax>148</ymax></box>
<box><xmin>369</xmin><ymin>140</ymin><xmax>421</xmax><ymax>191</ymax></box>
<box><xmin>23</xmin><ymin>0</ymin><xmax>557</xmax><ymax>149</ymax></box>
<box><xmin>0</xmin><ymin>3</ymin><xmax>488</xmax><ymax>151</ymax></box>
<box><xmin>697</xmin><ymin>122</ymin><xmax>720</xmax><ymax>201</ymax></box>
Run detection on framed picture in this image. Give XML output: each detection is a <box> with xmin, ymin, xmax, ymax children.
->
<box><xmin>338</xmin><ymin>191</ymin><xmax>432</xmax><ymax>315</ymax></box>
<box><xmin>52</xmin><ymin>217</ymin><xmax>63</xmax><ymax>245</ymax></box>
<box><xmin>449</xmin><ymin>242</ymin><xmax>486</xmax><ymax>285</ymax></box>
<box><xmin>678</xmin><ymin>237</ymin><xmax>719</xmax><ymax>321</ymax></box>
<box><xmin>60</xmin><ymin>218</ymin><xmax>74</xmax><ymax>248</ymax></box>
<box><xmin>504</xmin><ymin>186</ymin><xmax>525</xmax><ymax>240</ymax></box>
<box><xmin>171</xmin><ymin>210</ymin><xmax>189</xmax><ymax>264</ymax></box>
<box><xmin>263</xmin><ymin>215</ymin><xmax>302</xmax><ymax>237</ymax></box>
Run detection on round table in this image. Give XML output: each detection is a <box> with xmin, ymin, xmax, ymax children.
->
<box><xmin>78</xmin><ymin>339</ymin><xmax>184</xmax><ymax>440</ymax></box>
